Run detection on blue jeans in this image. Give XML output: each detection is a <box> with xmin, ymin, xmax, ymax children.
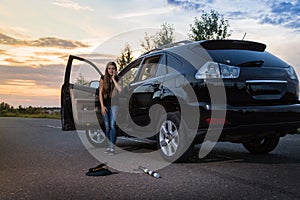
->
<box><xmin>102</xmin><ymin>106</ymin><xmax>118</xmax><ymax>149</ymax></box>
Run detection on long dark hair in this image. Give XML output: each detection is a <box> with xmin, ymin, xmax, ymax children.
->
<box><xmin>102</xmin><ymin>61</ymin><xmax>117</xmax><ymax>99</ymax></box>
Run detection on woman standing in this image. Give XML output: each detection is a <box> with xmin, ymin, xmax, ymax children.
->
<box><xmin>99</xmin><ymin>61</ymin><xmax>122</xmax><ymax>155</ymax></box>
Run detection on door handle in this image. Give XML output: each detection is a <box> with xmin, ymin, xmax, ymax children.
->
<box><xmin>152</xmin><ymin>81</ymin><xmax>161</xmax><ymax>87</ymax></box>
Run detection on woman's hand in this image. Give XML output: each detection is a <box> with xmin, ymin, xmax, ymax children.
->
<box><xmin>101</xmin><ymin>106</ymin><xmax>107</xmax><ymax>115</ymax></box>
<box><xmin>112</xmin><ymin>74</ymin><xmax>122</xmax><ymax>93</ymax></box>
<box><xmin>113</xmin><ymin>69</ymin><xmax>118</xmax><ymax>76</ymax></box>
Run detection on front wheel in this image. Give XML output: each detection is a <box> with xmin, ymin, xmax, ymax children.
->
<box><xmin>86</xmin><ymin>129</ymin><xmax>107</xmax><ymax>147</ymax></box>
<box><xmin>157</xmin><ymin>112</ymin><xmax>193</xmax><ymax>163</ymax></box>
<box><xmin>242</xmin><ymin>136</ymin><xmax>280</xmax><ymax>154</ymax></box>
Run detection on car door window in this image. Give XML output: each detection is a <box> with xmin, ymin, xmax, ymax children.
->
<box><xmin>138</xmin><ymin>55</ymin><xmax>162</xmax><ymax>81</ymax></box>
<box><xmin>120</xmin><ymin>58</ymin><xmax>142</xmax><ymax>86</ymax></box>
<box><xmin>166</xmin><ymin>54</ymin><xmax>183</xmax><ymax>74</ymax></box>
<box><xmin>155</xmin><ymin>54</ymin><xmax>167</xmax><ymax>77</ymax></box>
<box><xmin>70</xmin><ymin>59</ymin><xmax>101</xmax><ymax>86</ymax></box>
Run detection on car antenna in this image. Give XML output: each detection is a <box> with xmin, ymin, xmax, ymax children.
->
<box><xmin>242</xmin><ymin>32</ymin><xmax>247</xmax><ymax>40</ymax></box>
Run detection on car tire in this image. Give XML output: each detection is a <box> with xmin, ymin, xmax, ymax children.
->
<box><xmin>86</xmin><ymin>129</ymin><xmax>107</xmax><ymax>148</ymax></box>
<box><xmin>157</xmin><ymin>112</ymin><xmax>193</xmax><ymax>163</ymax></box>
<box><xmin>242</xmin><ymin>136</ymin><xmax>280</xmax><ymax>154</ymax></box>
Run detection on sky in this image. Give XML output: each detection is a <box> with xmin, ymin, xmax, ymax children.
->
<box><xmin>0</xmin><ymin>0</ymin><xmax>299</xmax><ymax>107</ymax></box>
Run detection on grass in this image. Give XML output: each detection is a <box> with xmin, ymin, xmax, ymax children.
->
<box><xmin>0</xmin><ymin>113</ymin><xmax>61</xmax><ymax>119</ymax></box>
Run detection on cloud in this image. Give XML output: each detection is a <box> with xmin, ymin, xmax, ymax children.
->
<box><xmin>5</xmin><ymin>79</ymin><xmax>36</xmax><ymax>86</ymax></box>
<box><xmin>0</xmin><ymin>33</ymin><xmax>89</xmax><ymax>49</ymax></box>
<box><xmin>114</xmin><ymin>7</ymin><xmax>176</xmax><ymax>19</ymax></box>
<box><xmin>51</xmin><ymin>0</ymin><xmax>93</xmax><ymax>11</ymax></box>
<box><xmin>225</xmin><ymin>11</ymin><xmax>249</xmax><ymax>20</ymax></box>
<box><xmin>76</xmin><ymin>53</ymin><xmax>118</xmax><ymax>59</ymax></box>
<box><xmin>1</xmin><ymin>50</ymin><xmax>69</xmax><ymax>68</ymax></box>
<box><xmin>0</xmin><ymin>64</ymin><xmax>65</xmax><ymax>89</ymax></box>
<box><xmin>260</xmin><ymin>1</ymin><xmax>300</xmax><ymax>29</ymax></box>
<box><xmin>4</xmin><ymin>58</ymin><xmax>24</xmax><ymax>64</ymax></box>
<box><xmin>34</xmin><ymin>51</ymin><xmax>67</xmax><ymax>57</ymax></box>
<box><xmin>0</xmin><ymin>49</ymin><xmax>9</xmax><ymax>56</ymax></box>
<box><xmin>167</xmin><ymin>0</ymin><xmax>215</xmax><ymax>12</ymax></box>
<box><xmin>167</xmin><ymin>0</ymin><xmax>300</xmax><ymax>31</ymax></box>
<box><xmin>31</xmin><ymin>37</ymin><xmax>89</xmax><ymax>48</ymax></box>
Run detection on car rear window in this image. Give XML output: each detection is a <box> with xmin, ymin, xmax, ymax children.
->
<box><xmin>206</xmin><ymin>49</ymin><xmax>289</xmax><ymax>68</ymax></box>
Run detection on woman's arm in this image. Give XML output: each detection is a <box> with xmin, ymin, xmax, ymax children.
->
<box><xmin>112</xmin><ymin>74</ymin><xmax>122</xmax><ymax>93</ymax></box>
<box><xmin>99</xmin><ymin>79</ymin><xmax>107</xmax><ymax>115</ymax></box>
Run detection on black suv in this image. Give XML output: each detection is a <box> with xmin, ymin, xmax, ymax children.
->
<box><xmin>61</xmin><ymin>40</ymin><xmax>300</xmax><ymax>162</ymax></box>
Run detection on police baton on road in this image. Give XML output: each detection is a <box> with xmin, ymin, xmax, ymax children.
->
<box><xmin>137</xmin><ymin>166</ymin><xmax>161</xmax><ymax>179</ymax></box>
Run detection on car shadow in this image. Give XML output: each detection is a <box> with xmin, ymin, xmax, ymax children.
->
<box><xmin>115</xmin><ymin>137</ymin><xmax>300</xmax><ymax>165</ymax></box>
<box><xmin>115</xmin><ymin>137</ymin><xmax>157</xmax><ymax>153</ymax></box>
<box><xmin>188</xmin><ymin>145</ymin><xmax>300</xmax><ymax>165</ymax></box>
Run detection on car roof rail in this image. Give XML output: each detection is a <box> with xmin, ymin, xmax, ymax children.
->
<box><xmin>139</xmin><ymin>40</ymin><xmax>194</xmax><ymax>57</ymax></box>
<box><xmin>158</xmin><ymin>40</ymin><xmax>193</xmax><ymax>49</ymax></box>
<box><xmin>139</xmin><ymin>48</ymin><xmax>162</xmax><ymax>57</ymax></box>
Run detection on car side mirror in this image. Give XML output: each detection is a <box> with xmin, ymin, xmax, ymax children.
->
<box><xmin>89</xmin><ymin>80</ymin><xmax>99</xmax><ymax>88</ymax></box>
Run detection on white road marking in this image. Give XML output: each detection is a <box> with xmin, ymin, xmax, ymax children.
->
<box><xmin>45</xmin><ymin>125</ymin><xmax>62</xmax><ymax>129</ymax></box>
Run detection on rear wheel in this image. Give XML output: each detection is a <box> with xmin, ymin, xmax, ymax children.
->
<box><xmin>86</xmin><ymin>129</ymin><xmax>107</xmax><ymax>147</ymax></box>
<box><xmin>242</xmin><ymin>136</ymin><xmax>280</xmax><ymax>154</ymax></box>
<box><xmin>157</xmin><ymin>112</ymin><xmax>193</xmax><ymax>162</ymax></box>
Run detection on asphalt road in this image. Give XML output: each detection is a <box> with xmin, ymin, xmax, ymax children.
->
<box><xmin>0</xmin><ymin>117</ymin><xmax>300</xmax><ymax>200</ymax></box>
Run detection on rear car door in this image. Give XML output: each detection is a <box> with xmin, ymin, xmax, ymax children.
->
<box><xmin>128</xmin><ymin>53</ymin><xmax>166</xmax><ymax>128</ymax></box>
<box><xmin>61</xmin><ymin>55</ymin><xmax>103</xmax><ymax>130</ymax></box>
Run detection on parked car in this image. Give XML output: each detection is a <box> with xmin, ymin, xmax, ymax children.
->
<box><xmin>61</xmin><ymin>39</ymin><xmax>300</xmax><ymax>162</ymax></box>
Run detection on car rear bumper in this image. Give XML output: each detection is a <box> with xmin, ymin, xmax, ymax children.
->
<box><xmin>187</xmin><ymin>102</ymin><xmax>300</xmax><ymax>143</ymax></box>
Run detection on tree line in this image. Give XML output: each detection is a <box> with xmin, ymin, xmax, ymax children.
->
<box><xmin>117</xmin><ymin>9</ymin><xmax>232</xmax><ymax>70</ymax></box>
<box><xmin>0</xmin><ymin>102</ymin><xmax>60</xmax><ymax>119</ymax></box>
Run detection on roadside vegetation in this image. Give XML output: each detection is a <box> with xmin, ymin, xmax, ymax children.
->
<box><xmin>0</xmin><ymin>102</ymin><xmax>60</xmax><ymax>119</ymax></box>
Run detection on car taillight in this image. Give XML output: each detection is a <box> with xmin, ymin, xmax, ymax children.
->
<box><xmin>195</xmin><ymin>61</ymin><xmax>240</xmax><ymax>79</ymax></box>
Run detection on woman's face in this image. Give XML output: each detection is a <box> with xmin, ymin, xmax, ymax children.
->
<box><xmin>107</xmin><ymin>64</ymin><xmax>116</xmax><ymax>76</ymax></box>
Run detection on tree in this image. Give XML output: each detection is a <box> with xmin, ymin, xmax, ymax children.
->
<box><xmin>75</xmin><ymin>73</ymin><xmax>89</xmax><ymax>86</ymax></box>
<box><xmin>141</xmin><ymin>22</ymin><xmax>176</xmax><ymax>53</ymax></box>
<box><xmin>117</xmin><ymin>43</ymin><xmax>134</xmax><ymax>71</ymax></box>
<box><xmin>188</xmin><ymin>10</ymin><xmax>232</xmax><ymax>41</ymax></box>
<box><xmin>154</xmin><ymin>22</ymin><xmax>175</xmax><ymax>47</ymax></box>
<box><xmin>140</xmin><ymin>32</ymin><xmax>156</xmax><ymax>53</ymax></box>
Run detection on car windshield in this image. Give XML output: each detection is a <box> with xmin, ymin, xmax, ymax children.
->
<box><xmin>206</xmin><ymin>49</ymin><xmax>289</xmax><ymax>68</ymax></box>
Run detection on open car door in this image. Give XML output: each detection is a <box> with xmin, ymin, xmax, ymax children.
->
<box><xmin>61</xmin><ymin>55</ymin><xmax>103</xmax><ymax>131</ymax></box>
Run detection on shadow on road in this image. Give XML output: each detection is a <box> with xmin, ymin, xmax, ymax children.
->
<box><xmin>114</xmin><ymin>137</ymin><xmax>300</xmax><ymax>165</ymax></box>
<box><xmin>188</xmin><ymin>145</ymin><xmax>300</xmax><ymax>165</ymax></box>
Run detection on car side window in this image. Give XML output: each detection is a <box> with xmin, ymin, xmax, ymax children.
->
<box><xmin>155</xmin><ymin>54</ymin><xmax>167</xmax><ymax>77</ymax></box>
<box><xmin>69</xmin><ymin>59</ymin><xmax>101</xmax><ymax>86</ymax></box>
<box><xmin>138</xmin><ymin>55</ymin><xmax>162</xmax><ymax>81</ymax></box>
<box><xmin>166</xmin><ymin>53</ymin><xmax>183</xmax><ymax>74</ymax></box>
<box><xmin>120</xmin><ymin>58</ymin><xmax>142</xmax><ymax>86</ymax></box>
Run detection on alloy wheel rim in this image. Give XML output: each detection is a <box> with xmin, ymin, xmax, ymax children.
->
<box><xmin>88</xmin><ymin>129</ymin><xmax>106</xmax><ymax>144</ymax></box>
<box><xmin>159</xmin><ymin>120</ymin><xmax>179</xmax><ymax>157</ymax></box>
